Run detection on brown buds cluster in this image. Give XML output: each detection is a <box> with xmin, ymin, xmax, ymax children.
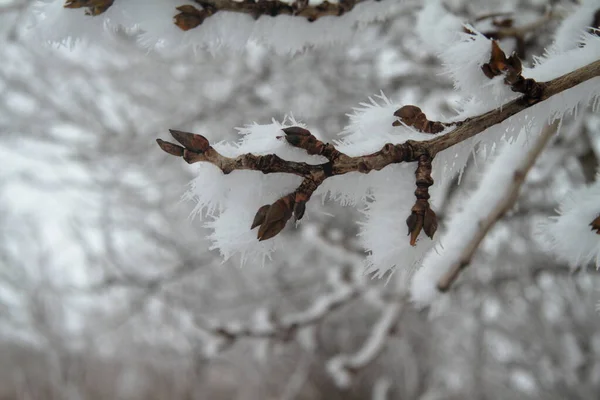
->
<box><xmin>406</xmin><ymin>154</ymin><xmax>438</xmax><ymax>246</ymax></box>
<box><xmin>156</xmin><ymin>129</ymin><xmax>211</xmax><ymax>164</ymax></box>
<box><xmin>251</xmin><ymin>195</ymin><xmax>295</xmax><ymax>241</ymax></box>
<box><xmin>482</xmin><ymin>41</ymin><xmax>544</xmax><ymax>99</ymax></box>
<box><xmin>63</xmin><ymin>0</ymin><xmax>114</xmax><ymax>15</ymax></box>
<box><xmin>392</xmin><ymin>106</ymin><xmax>445</xmax><ymax>134</ymax></box>
<box><xmin>590</xmin><ymin>215</ymin><xmax>600</xmax><ymax>235</ymax></box>
<box><xmin>406</xmin><ymin>201</ymin><xmax>438</xmax><ymax>246</ymax></box>
<box><xmin>251</xmin><ymin>192</ymin><xmax>308</xmax><ymax>241</ymax></box>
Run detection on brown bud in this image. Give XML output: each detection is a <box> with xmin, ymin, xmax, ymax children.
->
<box><xmin>482</xmin><ymin>41</ymin><xmax>523</xmax><ymax>81</ymax></box>
<box><xmin>590</xmin><ymin>215</ymin><xmax>600</xmax><ymax>235</ymax></box>
<box><xmin>481</xmin><ymin>40</ymin><xmax>508</xmax><ymax>78</ymax></box>
<box><xmin>394</xmin><ymin>105</ymin><xmax>422</xmax><ymax>126</ymax></box>
<box><xmin>156</xmin><ymin>139</ymin><xmax>185</xmax><ymax>157</ymax></box>
<box><xmin>282</xmin><ymin>127</ymin><xmax>311</xmax><ymax>137</ymax></box>
<box><xmin>393</xmin><ymin>105</ymin><xmax>445</xmax><ymax>134</ymax></box>
<box><xmin>406</xmin><ymin>212</ymin><xmax>423</xmax><ymax>247</ymax></box>
<box><xmin>257</xmin><ymin>195</ymin><xmax>294</xmax><ymax>241</ymax></box>
<box><xmin>174</xmin><ymin>6</ymin><xmax>206</xmax><ymax>31</ymax></box>
<box><xmin>281</xmin><ymin>127</ymin><xmax>323</xmax><ymax>155</ymax></box>
<box><xmin>251</xmin><ymin>205</ymin><xmax>270</xmax><ymax>230</ymax></box>
<box><xmin>422</xmin><ymin>207</ymin><xmax>438</xmax><ymax>239</ymax></box>
<box><xmin>169</xmin><ymin>129</ymin><xmax>210</xmax><ymax>153</ymax></box>
<box><xmin>406</xmin><ymin>203</ymin><xmax>438</xmax><ymax>246</ymax></box>
<box><xmin>293</xmin><ymin>201</ymin><xmax>306</xmax><ymax>220</ymax></box>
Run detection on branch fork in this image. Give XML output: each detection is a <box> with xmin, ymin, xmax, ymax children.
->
<box><xmin>157</xmin><ymin>125</ymin><xmax>438</xmax><ymax>245</ymax></box>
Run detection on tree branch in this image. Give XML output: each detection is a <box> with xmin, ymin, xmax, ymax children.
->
<box><xmin>63</xmin><ymin>0</ymin><xmax>378</xmax><ymax>27</ymax></box>
<box><xmin>173</xmin><ymin>0</ymin><xmax>372</xmax><ymax>30</ymax></box>
<box><xmin>158</xmin><ymin>59</ymin><xmax>600</xmax><ymax>244</ymax></box>
<box><xmin>426</xmin><ymin>59</ymin><xmax>600</xmax><ymax>156</ymax></box>
<box><xmin>436</xmin><ymin>121</ymin><xmax>559</xmax><ymax>292</ymax></box>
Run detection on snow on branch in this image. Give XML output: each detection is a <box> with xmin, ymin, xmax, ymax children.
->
<box><xmin>416</xmin><ymin>0</ymin><xmax>558</xmax><ymax>58</ymax></box>
<box><xmin>410</xmin><ymin>121</ymin><xmax>559</xmax><ymax>308</ymax></box>
<box><xmin>541</xmin><ymin>176</ymin><xmax>600</xmax><ymax>269</ymax></box>
<box><xmin>554</xmin><ymin>0</ymin><xmax>600</xmax><ymax>52</ymax></box>
<box><xmin>157</xmin><ymin>52</ymin><xmax>600</xmax><ymax>274</ymax></box>
<box><xmin>30</xmin><ymin>0</ymin><xmax>400</xmax><ymax>53</ymax></box>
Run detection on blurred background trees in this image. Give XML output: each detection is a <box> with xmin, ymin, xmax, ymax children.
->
<box><xmin>1</xmin><ymin>0</ymin><xmax>600</xmax><ymax>398</ymax></box>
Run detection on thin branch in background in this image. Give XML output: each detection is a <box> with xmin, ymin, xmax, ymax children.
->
<box><xmin>326</xmin><ymin>301</ymin><xmax>403</xmax><ymax>388</ymax></box>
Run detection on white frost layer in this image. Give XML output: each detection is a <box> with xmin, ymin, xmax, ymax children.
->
<box><xmin>541</xmin><ymin>176</ymin><xmax>600</xmax><ymax>269</ymax></box>
<box><xmin>415</xmin><ymin>0</ymin><xmax>463</xmax><ymax>54</ymax></box>
<box><xmin>553</xmin><ymin>0</ymin><xmax>600</xmax><ymax>52</ymax></box>
<box><xmin>27</xmin><ymin>0</ymin><xmax>401</xmax><ymax>54</ymax></box>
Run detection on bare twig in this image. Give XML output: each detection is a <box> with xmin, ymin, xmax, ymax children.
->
<box><xmin>194</xmin><ymin>267</ymin><xmax>365</xmax><ymax>353</ymax></box>
<box><xmin>62</xmin><ymin>0</ymin><xmax>375</xmax><ymax>26</ymax></box>
<box><xmin>326</xmin><ymin>301</ymin><xmax>403</xmax><ymax>387</ymax></box>
<box><xmin>480</xmin><ymin>10</ymin><xmax>556</xmax><ymax>41</ymax></box>
<box><xmin>436</xmin><ymin>121</ymin><xmax>559</xmax><ymax>292</ymax></box>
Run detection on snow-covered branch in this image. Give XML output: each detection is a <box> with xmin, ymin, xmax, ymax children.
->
<box><xmin>542</xmin><ymin>176</ymin><xmax>600</xmax><ymax>269</ymax></box>
<box><xmin>173</xmin><ymin>0</ymin><xmax>374</xmax><ymax>30</ymax></box>
<box><xmin>195</xmin><ymin>266</ymin><xmax>366</xmax><ymax>355</ymax></box>
<box><xmin>33</xmin><ymin>0</ymin><xmax>399</xmax><ymax>53</ymax></box>
<box><xmin>326</xmin><ymin>302</ymin><xmax>402</xmax><ymax>388</ymax></box>
<box><xmin>411</xmin><ymin>121</ymin><xmax>559</xmax><ymax>307</ymax></box>
<box><xmin>158</xmin><ymin>57</ymin><xmax>600</xmax><ymax>250</ymax></box>
<box><xmin>63</xmin><ymin>0</ymin><xmax>374</xmax><ymax>23</ymax></box>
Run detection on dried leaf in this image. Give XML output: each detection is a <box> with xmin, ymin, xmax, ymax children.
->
<box><xmin>251</xmin><ymin>205</ymin><xmax>270</xmax><ymax>230</ymax></box>
<box><xmin>282</xmin><ymin>127</ymin><xmax>311</xmax><ymax>137</ymax></box>
<box><xmin>482</xmin><ymin>41</ymin><xmax>523</xmax><ymax>80</ymax></box>
<box><xmin>156</xmin><ymin>139</ymin><xmax>184</xmax><ymax>157</ymax></box>
<box><xmin>481</xmin><ymin>40</ymin><xmax>508</xmax><ymax>78</ymax></box>
<box><xmin>169</xmin><ymin>129</ymin><xmax>210</xmax><ymax>153</ymax></box>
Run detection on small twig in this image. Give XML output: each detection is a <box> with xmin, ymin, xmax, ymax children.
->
<box><xmin>326</xmin><ymin>301</ymin><xmax>403</xmax><ymax>387</ymax></box>
<box><xmin>437</xmin><ymin>121</ymin><xmax>559</xmax><ymax>292</ymax></box>
<box><xmin>481</xmin><ymin>10</ymin><xmax>556</xmax><ymax>41</ymax></box>
<box><xmin>197</xmin><ymin>267</ymin><xmax>364</xmax><ymax>353</ymax></box>
<box><xmin>474</xmin><ymin>11</ymin><xmax>514</xmax><ymax>23</ymax></box>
